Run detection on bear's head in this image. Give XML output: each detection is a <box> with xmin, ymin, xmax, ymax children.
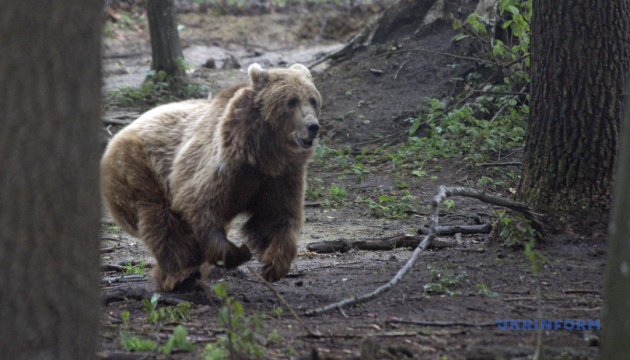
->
<box><xmin>248</xmin><ymin>63</ymin><xmax>322</xmax><ymax>152</ymax></box>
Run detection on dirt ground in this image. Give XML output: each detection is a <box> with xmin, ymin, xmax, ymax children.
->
<box><xmin>99</xmin><ymin>2</ymin><xmax>604</xmax><ymax>359</ymax></box>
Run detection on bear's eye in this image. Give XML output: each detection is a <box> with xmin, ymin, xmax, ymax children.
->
<box><xmin>309</xmin><ymin>98</ymin><xmax>318</xmax><ymax>108</ymax></box>
<box><xmin>287</xmin><ymin>97</ymin><xmax>299</xmax><ymax>108</ymax></box>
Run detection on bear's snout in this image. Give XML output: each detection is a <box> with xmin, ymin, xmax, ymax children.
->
<box><xmin>307</xmin><ymin>121</ymin><xmax>320</xmax><ymax>138</ymax></box>
<box><xmin>295</xmin><ymin>114</ymin><xmax>319</xmax><ymax>149</ymax></box>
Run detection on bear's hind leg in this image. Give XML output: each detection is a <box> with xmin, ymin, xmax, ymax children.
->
<box><xmin>138</xmin><ymin>204</ymin><xmax>204</xmax><ymax>291</ymax></box>
<box><xmin>102</xmin><ymin>134</ymin><xmax>203</xmax><ymax>291</ymax></box>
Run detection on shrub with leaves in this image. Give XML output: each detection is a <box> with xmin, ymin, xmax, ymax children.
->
<box><xmin>160</xmin><ymin>325</ymin><xmax>194</xmax><ymax>355</ymax></box>
<box><xmin>203</xmin><ymin>282</ymin><xmax>266</xmax><ymax>359</ymax></box>
<box><xmin>143</xmin><ymin>293</ymin><xmax>191</xmax><ymax>323</ymax></box>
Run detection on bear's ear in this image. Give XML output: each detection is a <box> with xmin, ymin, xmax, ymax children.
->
<box><xmin>289</xmin><ymin>64</ymin><xmax>312</xmax><ymax>79</ymax></box>
<box><xmin>248</xmin><ymin>63</ymin><xmax>269</xmax><ymax>89</ymax></box>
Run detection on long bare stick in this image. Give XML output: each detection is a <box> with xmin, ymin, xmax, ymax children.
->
<box><xmin>305</xmin><ymin>185</ymin><xmax>542</xmax><ymax>316</ymax></box>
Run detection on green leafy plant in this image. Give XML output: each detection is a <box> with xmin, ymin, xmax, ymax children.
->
<box><xmin>495</xmin><ymin>210</ymin><xmax>540</xmax><ymax>248</ymax></box>
<box><xmin>160</xmin><ymin>325</ymin><xmax>194</xmax><ymax>354</ymax></box>
<box><xmin>442</xmin><ymin>199</ymin><xmax>456</xmax><ymax>214</ymax></box>
<box><xmin>313</xmin><ymin>145</ymin><xmax>371</xmax><ymax>183</ymax></box>
<box><xmin>365</xmin><ymin>190</ymin><xmax>419</xmax><ymax>219</ymax></box>
<box><xmin>143</xmin><ymin>293</ymin><xmax>191</xmax><ymax>324</ymax></box>
<box><xmin>453</xmin><ymin>0</ymin><xmax>532</xmax><ymax>86</ymax></box>
<box><xmin>120</xmin><ymin>332</ymin><xmax>157</xmax><ymax>352</ymax></box>
<box><xmin>271</xmin><ymin>306</ymin><xmax>283</xmax><ymax>319</ymax></box>
<box><xmin>524</xmin><ymin>237</ymin><xmax>547</xmax><ymax>276</ymax></box>
<box><xmin>203</xmin><ymin>282</ymin><xmax>265</xmax><ymax>359</ymax></box>
<box><xmin>328</xmin><ymin>184</ymin><xmax>349</xmax><ymax>203</ymax></box>
<box><xmin>121</xmin><ymin>261</ymin><xmax>147</xmax><ymax>275</ymax></box>
<box><xmin>423</xmin><ymin>266</ymin><xmax>467</xmax><ymax>296</ymax></box>
<box><xmin>405</xmin><ymin>95</ymin><xmax>528</xmax><ymax>164</ymax></box>
<box><xmin>400</xmin><ymin>0</ymin><xmax>531</xmax><ymax>170</ymax></box>
<box><xmin>476</xmin><ymin>283</ymin><xmax>498</xmax><ymax>297</ymax></box>
<box><xmin>305</xmin><ymin>177</ymin><xmax>324</xmax><ymax>201</ymax></box>
<box><xmin>266</xmin><ymin>328</ymin><xmax>282</xmax><ymax>345</ymax></box>
<box><xmin>104</xmin><ymin>223</ymin><xmax>122</xmax><ymax>233</ymax></box>
<box><xmin>107</xmin><ymin>80</ymin><xmax>208</xmax><ymax>107</ymax></box>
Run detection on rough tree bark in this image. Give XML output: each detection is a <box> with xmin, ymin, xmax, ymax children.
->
<box><xmin>0</xmin><ymin>2</ymin><xmax>103</xmax><ymax>359</ymax></box>
<box><xmin>518</xmin><ymin>0</ymin><xmax>630</xmax><ymax>233</ymax></box>
<box><xmin>147</xmin><ymin>0</ymin><xmax>185</xmax><ymax>82</ymax></box>
<box><xmin>602</xmin><ymin>80</ymin><xmax>630</xmax><ymax>358</ymax></box>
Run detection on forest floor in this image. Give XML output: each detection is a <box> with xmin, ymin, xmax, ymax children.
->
<box><xmin>98</xmin><ymin>2</ymin><xmax>604</xmax><ymax>359</ymax></box>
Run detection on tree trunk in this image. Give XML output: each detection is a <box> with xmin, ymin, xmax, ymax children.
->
<box><xmin>519</xmin><ymin>0</ymin><xmax>630</xmax><ymax>233</ymax></box>
<box><xmin>0</xmin><ymin>2</ymin><xmax>103</xmax><ymax>359</ymax></box>
<box><xmin>147</xmin><ymin>0</ymin><xmax>185</xmax><ymax>82</ymax></box>
<box><xmin>602</xmin><ymin>79</ymin><xmax>630</xmax><ymax>359</ymax></box>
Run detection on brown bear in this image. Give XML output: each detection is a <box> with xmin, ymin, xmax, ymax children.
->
<box><xmin>101</xmin><ymin>63</ymin><xmax>321</xmax><ymax>291</ymax></box>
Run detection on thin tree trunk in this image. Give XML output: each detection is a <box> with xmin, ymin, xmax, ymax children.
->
<box><xmin>519</xmin><ymin>0</ymin><xmax>630</xmax><ymax>233</ymax></box>
<box><xmin>0</xmin><ymin>2</ymin><xmax>103</xmax><ymax>359</ymax></box>
<box><xmin>602</xmin><ymin>80</ymin><xmax>630</xmax><ymax>358</ymax></box>
<box><xmin>147</xmin><ymin>0</ymin><xmax>185</xmax><ymax>82</ymax></box>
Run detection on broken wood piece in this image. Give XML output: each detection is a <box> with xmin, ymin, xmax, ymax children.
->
<box><xmin>306</xmin><ymin>234</ymin><xmax>459</xmax><ymax>253</ymax></box>
<box><xmin>102</xmin><ymin>275</ymin><xmax>146</xmax><ymax>284</ymax></box>
<box><xmin>418</xmin><ymin>223</ymin><xmax>492</xmax><ymax>235</ymax></box>
<box><xmin>100</xmin><ymin>246</ymin><xmax>117</xmax><ymax>253</ymax></box>
<box><xmin>102</xmin><ymin>287</ymin><xmax>186</xmax><ymax>306</ymax></box>
<box><xmin>306</xmin><ymin>239</ymin><xmax>352</xmax><ymax>253</ymax></box>
<box><xmin>465</xmin><ymin>345</ymin><xmax>598</xmax><ymax>359</ymax></box>
<box><xmin>386</xmin><ymin>318</ymin><xmax>496</xmax><ymax>327</ymax></box>
<box><xmin>96</xmin><ymin>351</ymin><xmax>144</xmax><ymax>360</ymax></box>
<box><xmin>304</xmin><ymin>201</ymin><xmax>323</xmax><ymax>207</ymax></box>
<box><xmin>477</xmin><ymin>161</ymin><xmax>522</xmax><ymax>167</ymax></box>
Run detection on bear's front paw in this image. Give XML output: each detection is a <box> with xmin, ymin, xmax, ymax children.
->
<box><xmin>221</xmin><ymin>244</ymin><xmax>252</xmax><ymax>269</ymax></box>
<box><xmin>262</xmin><ymin>261</ymin><xmax>291</xmax><ymax>282</ymax></box>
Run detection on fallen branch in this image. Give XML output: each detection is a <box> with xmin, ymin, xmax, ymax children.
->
<box><xmin>103</xmin><ymin>52</ymin><xmax>144</xmax><ymax>59</ymax></box>
<box><xmin>305</xmin><ymin>186</ymin><xmax>542</xmax><ymax>316</ymax></box>
<box><xmin>417</xmin><ymin>223</ymin><xmax>492</xmax><ymax>235</ymax></box>
<box><xmin>563</xmin><ymin>289</ymin><xmax>601</xmax><ymax>295</ymax></box>
<box><xmin>247</xmin><ymin>266</ymin><xmax>321</xmax><ymax>337</ymax></box>
<box><xmin>472</xmin><ymin>90</ymin><xmax>528</xmax><ymax>96</ymax></box>
<box><xmin>307</xmin><ymin>226</ymin><xmax>491</xmax><ymax>254</ymax></box>
<box><xmin>466</xmin><ymin>345</ymin><xmax>598</xmax><ymax>359</ymax></box>
<box><xmin>304</xmin><ymin>201</ymin><xmax>324</xmax><ymax>207</ymax></box>
<box><xmin>102</xmin><ymin>274</ymin><xmax>145</xmax><ymax>284</ymax></box>
<box><xmin>386</xmin><ymin>318</ymin><xmax>496</xmax><ymax>327</ymax></box>
<box><xmin>477</xmin><ymin>162</ymin><xmax>522</xmax><ymax>167</ymax></box>
<box><xmin>96</xmin><ymin>351</ymin><xmax>144</xmax><ymax>360</ymax></box>
<box><xmin>102</xmin><ymin>288</ymin><xmax>186</xmax><ymax>306</ymax></box>
<box><xmin>307</xmin><ymin>235</ymin><xmax>465</xmax><ymax>254</ymax></box>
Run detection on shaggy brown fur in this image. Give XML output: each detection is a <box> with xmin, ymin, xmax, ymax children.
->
<box><xmin>101</xmin><ymin>64</ymin><xmax>321</xmax><ymax>291</ymax></box>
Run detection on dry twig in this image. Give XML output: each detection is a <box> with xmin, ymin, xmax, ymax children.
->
<box><xmin>477</xmin><ymin>162</ymin><xmax>522</xmax><ymax>167</ymax></box>
<box><xmin>386</xmin><ymin>318</ymin><xmax>496</xmax><ymax>327</ymax></box>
